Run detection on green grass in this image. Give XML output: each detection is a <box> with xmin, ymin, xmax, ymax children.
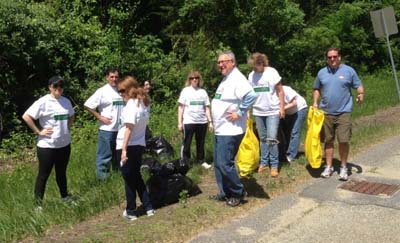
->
<box><xmin>0</xmin><ymin>69</ymin><xmax>399</xmax><ymax>242</ymax></box>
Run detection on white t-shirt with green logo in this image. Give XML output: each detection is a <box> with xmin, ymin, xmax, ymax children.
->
<box><xmin>248</xmin><ymin>67</ymin><xmax>282</xmax><ymax>116</ymax></box>
<box><xmin>24</xmin><ymin>94</ymin><xmax>74</xmax><ymax>148</ymax></box>
<box><xmin>116</xmin><ymin>99</ymin><xmax>149</xmax><ymax>149</ymax></box>
<box><xmin>84</xmin><ymin>84</ymin><xmax>124</xmax><ymax>132</ymax></box>
<box><xmin>211</xmin><ymin>67</ymin><xmax>253</xmax><ymax>135</ymax></box>
<box><xmin>178</xmin><ymin>86</ymin><xmax>210</xmax><ymax>124</ymax></box>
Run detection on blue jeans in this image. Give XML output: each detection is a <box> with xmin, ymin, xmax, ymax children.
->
<box><xmin>214</xmin><ymin>134</ymin><xmax>245</xmax><ymax>198</ymax></box>
<box><xmin>117</xmin><ymin>146</ymin><xmax>152</xmax><ymax>214</ymax></box>
<box><xmin>96</xmin><ymin>130</ymin><xmax>118</xmax><ymax>180</ymax></box>
<box><xmin>255</xmin><ymin>115</ymin><xmax>280</xmax><ymax>169</ymax></box>
<box><xmin>284</xmin><ymin>108</ymin><xmax>308</xmax><ymax>160</ymax></box>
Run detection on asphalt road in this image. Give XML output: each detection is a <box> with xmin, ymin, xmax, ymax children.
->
<box><xmin>188</xmin><ymin>135</ymin><xmax>400</xmax><ymax>243</ymax></box>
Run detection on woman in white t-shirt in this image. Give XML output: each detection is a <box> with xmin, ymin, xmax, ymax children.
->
<box><xmin>178</xmin><ymin>70</ymin><xmax>213</xmax><ymax>169</ymax></box>
<box><xmin>248</xmin><ymin>53</ymin><xmax>285</xmax><ymax>177</ymax></box>
<box><xmin>116</xmin><ymin>76</ymin><xmax>154</xmax><ymax>220</ymax></box>
<box><xmin>281</xmin><ymin>85</ymin><xmax>308</xmax><ymax>162</ymax></box>
<box><xmin>22</xmin><ymin>75</ymin><xmax>75</xmax><ymax>209</ymax></box>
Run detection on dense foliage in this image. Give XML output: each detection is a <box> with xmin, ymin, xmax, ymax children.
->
<box><xmin>1</xmin><ymin>0</ymin><xmax>400</xmax><ymax>140</ymax></box>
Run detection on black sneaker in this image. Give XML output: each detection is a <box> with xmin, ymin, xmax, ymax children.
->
<box><xmin>209</xmin><ymin>194</ymin><xmax>227</xmax><ymax>202</ymax></box>
<box><xmin>226</xmin><ymin>197</ymin><xmax>242</xmax><ymax>207</ymax></box>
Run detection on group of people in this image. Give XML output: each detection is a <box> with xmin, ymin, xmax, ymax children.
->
<box><xmin>175</xmin><ymin>48</ymin><xmax>363</xmax><ymax>207</ymax></box>
<box><xmin>22</xmin><ymin>69</ymin><xmax>155</xmax><ymax>219</ymax></box>
<box><xmin>22</xmin><ymin>47</ymin><xmax>364</xmax><ymax>214</ymax></box>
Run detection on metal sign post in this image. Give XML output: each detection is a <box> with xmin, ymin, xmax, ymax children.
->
<box><xmin>370</xmin><ymin>6</ymin><xmax>400</xmax><ymax>101</ymax></box>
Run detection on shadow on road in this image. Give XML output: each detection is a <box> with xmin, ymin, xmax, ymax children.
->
<box><xmin>306</xmin><ymin>158</ymin><xmax>363</xmax><ymax>178</ymax></box>
<box><xmin>241</xmin><ymin>176</ymin><xmax>270</xmax><ymax>199</ymax></box>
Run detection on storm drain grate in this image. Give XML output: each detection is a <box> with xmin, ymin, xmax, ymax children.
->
<box><xmin>339</xmin><ymin>179</ymin><xmax>400</xmax><ymax>196</ymax></box>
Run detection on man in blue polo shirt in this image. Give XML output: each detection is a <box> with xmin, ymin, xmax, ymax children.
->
<box><xmin>313</xmin><ymin>47</ymin><xmax>364</xmax><ymax>181</ymax></box>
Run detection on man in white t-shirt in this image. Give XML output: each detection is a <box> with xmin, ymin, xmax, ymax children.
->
<box><xmin>210</xmin><ymin>51</ymin><xmax>256</xmax><ymax>207</ymax></box>
<box><xmin>84</xmin><ymin>68</ymin><xmax>124</xmax><ymax>180</ymax></box>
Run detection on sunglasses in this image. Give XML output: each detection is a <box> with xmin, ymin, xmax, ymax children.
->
<box><xmin>189</xmin><ymin>77</ymin><xmax>200</xmax><ymax>80</ymax></box>
<box><xmin>118</xmin><ymin>89</ymin><xmax>126</xmax><ymax>94</ymax></box>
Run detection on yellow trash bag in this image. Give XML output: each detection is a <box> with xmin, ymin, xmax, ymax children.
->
<box><xmin>237</xmin><ymin>118</ymin><xmax>260</xmax><ymax>177</ymax></box>
<box><xmin>304</xmin><ymin>107</ymin><xmax>325</xmax><ymax>168</ymax></box>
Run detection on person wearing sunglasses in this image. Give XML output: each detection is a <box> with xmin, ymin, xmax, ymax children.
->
<box><xmin>84</xmin><ymin>67</ymin><xmax>124</xmax><ymax>180</ymax></box>
<box><xmin>210</xmin><ymin>51</ymin><xmax>256</xmax><ymax>207</ymax></box>
<box><xmin>248</xmin><ymin>52</ymin><xmax>285</xmax><ymax>178</ymax></box>
<box><xmin>116</xmin><ymin>76</ymin><xmax>154</xmax><ymax>220</ymax></box>
<box><xmin>313</xmin><ymin>47</ymin><xmax>364</xmax><ymax>181</ymax></box>
<box><xmin>22</xmin><ymin>75</ymin><xmax>75</xmax><ymax>210</ymax></box>
<box><xmin>178</xmin><ymin>70</ymin><xmax>213</xmax><ymax>169</ymax></box>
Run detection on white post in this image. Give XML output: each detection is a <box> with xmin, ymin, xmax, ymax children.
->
<box><xmin>381</xmin><ymin>11</ymin><xmax>400</xmax><ymax>101</ymax></box>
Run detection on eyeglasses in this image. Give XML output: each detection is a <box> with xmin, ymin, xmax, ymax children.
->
<box><xmin>217</xmin><ymin>59</ymin><xmax>232</xmax><ymax>65</ymax></box>
<box><xmin>118</xmin><ymin>89</ymin><xmax>126</xmax><ymax>94</ymax></box>
<box><xmin>327</xmin><ymin>55</ymin><xmax>338</xmax><ymax>59</ymax></box>
<box><xmin>189</xmin><ymin>77</ymin><xmax>200</xmax><ymax>80</ymax></box>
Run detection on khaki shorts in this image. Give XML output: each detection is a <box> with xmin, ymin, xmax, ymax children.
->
<box><xmin>321</xmin><ymin>113</ymin><xmax>352</xmax><ymax>143</ymax></box>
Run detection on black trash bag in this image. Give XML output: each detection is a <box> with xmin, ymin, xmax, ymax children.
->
<box><xmin>141</xmin><ymin>157</ymin><xmax>162</xmax><ymax>185</ymax></box>
<box><xmin>142</xmin><ymin>157</ymin><xmax>162</xmax><ymax>172</ymax></box>
<box><xmin>145</xmin><ymin>136</ymin><xmax>174</xmax><ymax>157</ymax></box>
<box><xmin>142</xmin><ymin>157</ymin><xmax>190</xmax><ymax>178</ymax></box>
<box><xmin>162</xmin><ymin>158</ymin><xmax>190</xmax><ymax>176</ymax></box>
<box><xmin>145</xmin><ymin>126</ymin><xmax>153</xmax><ymax>141</ymax></box>
<box><xmin>148</xmin><ymin>173</ymin><xmax>201</xmax><ymax>208</ymax></box>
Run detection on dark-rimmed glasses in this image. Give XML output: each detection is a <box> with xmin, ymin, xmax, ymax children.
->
<box><xmin>217</xmin><ymin>59</ymin><xmax>232</xmax><ymax>65</ymax></box>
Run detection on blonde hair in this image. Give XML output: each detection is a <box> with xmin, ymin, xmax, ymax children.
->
<box><xmin>118</xmin><ymin>75</ymin><xmax>150</xmax><ymax>106</ymax></box>
<box><xmin>248</xmin><ymin>52</ymin><xmax>269</xmax><ymax>68</ymax></box>
<box><xmin>185</xmin><ymin>70</ymin><xmax>204</xmax><ymax>87</ymax></box>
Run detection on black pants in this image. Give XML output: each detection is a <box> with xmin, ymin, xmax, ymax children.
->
<box><xmin>35</xmin><ymin>144</ymin><xmax>71</xmax><ymax>203</ymax></box>
<box><xmin>116</xmin><ymin>146</ymin><xmax>152</xmax><ymax>213</ymax></box>
<box><xmin>181</xmin><ymin>123</ymin><xmax>208</xmax><ymax>163</ymax></box>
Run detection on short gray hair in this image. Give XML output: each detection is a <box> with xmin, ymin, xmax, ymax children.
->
<box><xmin>218</xmin><ymin>50</ymin><xmax>236</xmax><ymax>63</ymax></box>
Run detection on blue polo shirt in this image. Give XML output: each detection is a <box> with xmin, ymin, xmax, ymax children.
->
<box><xmin>313</xmin><ymin>64</ymin><xmax>362</xmax><ymax>115</ymax></box>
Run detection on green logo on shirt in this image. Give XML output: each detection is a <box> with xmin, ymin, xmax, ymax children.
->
<box><xmin>254</xmin><ymin>87</ymin><xmax>270</xmax><ymax>92</ymax></box>
<box><xmin>214</xmin><ymin>93</ymin><xmax>222</xmax><ymax>99</ymax></box>
<box><xmin>113</xmin><ymin>101</ymin><xmax>124</xmax><ymax>106</ymax></box>
<box><xmin>54</xmin><ymin>114</ymin><xmax>69</xmax><ymax>121</ymax></box>
<box><xmin>190</xmin><ymin>101</ymin><xmax>205</xmax><ymax>105</ymax></box>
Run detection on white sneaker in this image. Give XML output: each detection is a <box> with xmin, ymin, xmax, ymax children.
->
<box><xmin>339</xmin><ymin>166</ymin><xmax>348</xmax><ymax>181</ymax></box>
<box><xmin>146</xmin><ymin>209</ymin><xmax>155</xmax><ymax>217</ymax></box>
<box><xmin>34</xmin><ymin>206</ymin><xmax>43</xmax><ymax>213</ymax></box>
<box><xmin>123</xmin><ymin>210</ymin><xmax>138</xmax><ymax>221</ymax></box>
<box><xmin>321</xmin><ymin>166</ymin><xmax>333</xmax><ymax>178</ymax></box>
<box><xmin>201</xmin><ymin>162</ymin><xmax>212</xmax><ymax>169</ymax></box>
